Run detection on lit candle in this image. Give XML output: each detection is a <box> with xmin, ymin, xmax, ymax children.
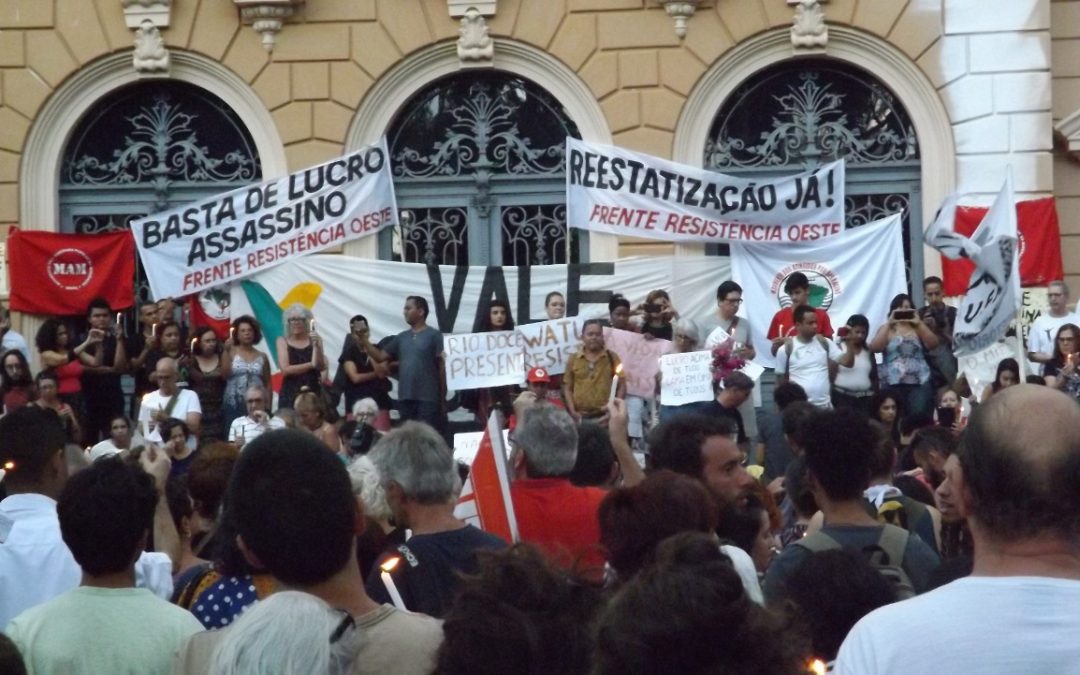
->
<box><xmin>229</xmin><ymin>326</ymin><xmax>236</xmax><ymax>343</ymax></box>
<box><xmin>379</xmin><ymin>557</ymin><xmax>406</xmax><ymax>610</ymax></box>
<box><xmin>115</xmin><ymin>312</ymin><xmax>122</xmax><ymax>326</ymax></box>
<box><xmin>190</xmin><ymin>337</ymin><xmax>198</xmax><ymax>354</ymax></box>
<box><xmin>807</xmin><ymin>658</ymin><xmax>827</xmax><ymax>675</ymax></box>
<box><xmin>3</xmin><ymin>460</ymin><xmax>14</xmax><ymax>471</ymax></box>
<box><xmin>607</xmin><ymin>363</ymin><xmax>623</xmax><ymax>406</ymax></box>
<box><xmin>309</xmin><ymin>318</ymin><xmax>316</xmax><ymax>333</ymax></box>
<box><xmin>151</xmin><ymin>322</ymin><xmax>159</xmax><ymax>337</ymax></box>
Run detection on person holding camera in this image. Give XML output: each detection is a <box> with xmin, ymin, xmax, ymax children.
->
<box><xmin>831</xmin><ymin>314</ymin><xmax>878</xmax><ymax>416</ymax></box>
<box><xmin>637</xmin><ymin>289</ymin><xmax>678</xmax><ymax>341</ymax></box>
<box><xmin>868</xmin><ymin>294</ymin><xmax>939</xmax><ymax>421</ymax></box>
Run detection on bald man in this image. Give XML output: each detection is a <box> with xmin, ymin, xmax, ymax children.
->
<box><xmin>836</xmin><ymin>385</ymin><xmax>1080</xmax><ymax>674</ymax></box>
<box><xmin>136</xmin><ymin>357</ymin><xmax>202</xmax><ymax>442</ymax></box>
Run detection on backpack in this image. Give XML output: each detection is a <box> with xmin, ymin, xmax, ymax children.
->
<box><xmin>794</xmin><ymin>525</ymin><xmax>916</xmax><ymax>600</ymax></box>
<box><xmin>876</xmin><ymin>495</ymin><xmax>928</xmax><ymax>533</ymax></box>
<box><xmin>784</xmin><ymin>335</ymin><xmax>838</xmax><ymax>383</ymax></box>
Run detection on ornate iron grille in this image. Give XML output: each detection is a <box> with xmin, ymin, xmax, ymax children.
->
<box><xmin>705</xmin><ymin>65</ymin><xmax>919</xmax><ymax>170</ymax></box>
<box><xmin>388</xmin><ymin>72</ymin><xmax>581</xmax><ymax>266</ymax></box>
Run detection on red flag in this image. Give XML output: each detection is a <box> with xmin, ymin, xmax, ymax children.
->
<box><xmin>187</xmin><ymin>287</ymin><xmax>232</xmax><ymax>340</ymax></box>
<box><xmin>942</xmin><ymin>197</ymin><xmax>1063</xmax><ymax>295</ymax></box>
<box><xmin>455</xmin><ymin>412</ymin><xmax>518</xmax><ymax>543</ymax></box>
<box><xmin>7</xmin><ymin>228</ymin><xmax>135</xmax><ymax>315</ymax></box>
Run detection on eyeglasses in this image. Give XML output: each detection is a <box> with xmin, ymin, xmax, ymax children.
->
<box><xmin>287</xmin><ymin>317</ymin><xmax>307</xmax><ymax>323</ymax></box>
<box><xmin>722</xmin><ymin>297</ymin><xmax>743</xmax><ymax>305</ymax></box>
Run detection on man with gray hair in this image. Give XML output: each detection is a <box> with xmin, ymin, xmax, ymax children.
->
<box><xmin>509</xmin><ymin>402</ymin><xmax>608</xmax><ymax>576</ymax></box>
<box><xmin>227</xmin><ymin>384</ymin><xmax>285</xmax><ymax>449</ymax></box>
<box><xmin>836</xmin><ymin>385</ymin><xmax>1080</xmax><ymax>673</ymax></box>
<box><xmin>1028</xmin><ymin>280</ymin><xmax>1079</xmax><ymax>373</ymax></box>
<box><xmin>365</xmin><ymin>422</ymin><xmax>505</xmax><ymax>617</ymax></box>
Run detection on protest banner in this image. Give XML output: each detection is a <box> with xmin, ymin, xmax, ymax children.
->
<box><xmin>444</xmin><ymin>330</ymin><xmax>525</xmax><ymax>389</ymax></box>
<box><xmin>7</xmin><ymin>229</ymin><xmax>136</xmax><ymax>315</ymax></box>
<box><xmin>603</xmin><ymin>327</ymin><xmax>671</xmax><ymax>398</ymax></box>
<box><xmin>957</xmin><ymin>338</ymin><xmax>1020</xmax><ymax>399</ymax></box>
<box><xmin>925</xmin><ymin>173</ymin><xmax>1021</xmax><ymax>357</ymax></box>
<box><xmin>131</xmin><ymin>138</ymin><xmax>397</xmax><ymax>299</ymax></box>
<box><xmin>731</xmin><ymin>214</ymin><xmax>907</xmax><ymax>368</ymax></box>
<box><xmin>659</xmin><ymin>350</ymin><xmax>714</xmax><ymax>406</ymax></box>
<box><xmin>1019</xmin><ymin>287</ymin><xmax>1051</xmax><ymax>352</ymax></box>
<box><xmin>566</xmin><ymin>137</ymin><xmax>845</xmax><ymax>244</ymax></box>
<box><xmin>453</xmin><ymin>429</ymin><xmax>511</xmax><ymax>466</ymax></box>
<box><xmin>518</xmin><ymin>317</ymin><xmax>584</xmax><ymax>376</ymax></box>
<box><xmin>454</xmin><ymin>412</ymin><xmax>518</xmax><ymax>543</ymax></box>
<box><xmin>229</xmin><ymin>255</ymin><xmax>732</xmax><ymax>404</ymax></box>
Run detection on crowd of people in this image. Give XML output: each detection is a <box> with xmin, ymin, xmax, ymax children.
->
<box><xmin>0</xmin><ymin>277</ymin><xmax>1078</xmax><ymax>675</ymax></box>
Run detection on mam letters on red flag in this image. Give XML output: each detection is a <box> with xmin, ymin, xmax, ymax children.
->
<box><xmin>941</xmin><ymin>197</ymin><xmax>1064</xmax><ymax>295</ymax></box>
<box><xmin>7</xmin><ymin>228</ymin><xmax>136</xmax><ymax>315</ymax></box>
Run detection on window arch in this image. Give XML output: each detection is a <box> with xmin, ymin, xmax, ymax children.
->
<box><xmin>383</xmin><ymin>71</ymin><xmax>582</xmax><ymax>266</ymax></box>
<box><xmin>702</xmin><ymin>59</ymin><xmax>924</xmax><ymax>291</ymax></box>
<box><xmin>59</xmin><ymin>80</ymin><xmax>262</xmax><ymax>304</ymax></box>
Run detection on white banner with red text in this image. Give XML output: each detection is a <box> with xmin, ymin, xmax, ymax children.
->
<box><xmin>565</xmin><ymin>137</ymin><xmax>845</xmax><ymax>244</ymax></box>
<box><xmin>730</xmin><ymin>214</ymin><xmax>907</xmax><ymax>369</ymax></box>
<box><xmin>131</xmin><ymin>138</ymin><xmax>397</xmax><ymax>299</ymax></box>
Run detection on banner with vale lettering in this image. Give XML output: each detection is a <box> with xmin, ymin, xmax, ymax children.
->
<box><xmin>228</xmin><ymin>255</ymin><xmax>731</xmax><ymax>401</ymax></box>
<box><xmin>131</xmin><ymin>138</ymin><xmax>397</xmax><ymax>299</ymax></box>
<box><xmin>924</xmin><ymin>173</ymin><xmax>1021</xmax><ymax>357</ymax></box>
<box><xmin>566</xmin><ymin>137</ymin><xmax>845</xmax><ymax>244</ymax></box>
<box><xmin>730</xmin><ymin>214</ymin><xmax>907</xmax><ymax>368</ymax></box>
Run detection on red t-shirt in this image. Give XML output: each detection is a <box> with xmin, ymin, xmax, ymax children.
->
<box><xmin>510</xmin><ymin>478</ymin><xmax>606</xmax><ymax>579</ymax></box>
<box><xmin>54</xmin><ymin>357</ymin><xmax>84</xmax><ymax>395</ymax></box>
<box><xmin>767</xmin><ymin>307</ymin><xmax>834</xmax><ymax>340</ymax></box>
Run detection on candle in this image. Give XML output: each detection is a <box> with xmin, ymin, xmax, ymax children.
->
<box><xmin>309</xmin><ymin>318</ymin><xmax>316</xmax><ymax>333</ymax></box>
<box><xmin>151</xmin><ymin>322</ymin><xmax>158</xmax><ymax>337</ymax></box>
<box><xmin>115</xmin><ymin>312</ymin><xmax>122</xmax><ymax>326</ymax></box>
<box><xmin>779</xmin><ymin>324</ymin><xmax>785</xmax><ymax>338</ymax></box>
<box><xmin>229</xmin><ymin>326</ymin><xmax>236</xmax><ymax>343</ymax></box>
<box><xmin>607</xmin><ymin>363</ymin><xmax>623</xmax><ymax>406</ymax></box>
<box><xmin>190</xmin><ymin>337</ymin><xmax>198</xmax><ymax>354</ymax></box>
<box><xmin>807</xmin><ymin>659</ymin><xmax>827</xmax><ymax>675</ymax></box>
<box><xmin>379</xmin><ymin>557</ymin><xmax>406</xmax><ymax>610</ymax></box>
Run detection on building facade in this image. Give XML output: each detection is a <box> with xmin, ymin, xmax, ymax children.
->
<box><xmin>0</xmin><ymin>0</ymin><xmax>1077</xmax><ymax>332</ymax></box>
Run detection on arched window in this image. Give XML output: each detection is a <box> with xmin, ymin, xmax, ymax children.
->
<box><xmin>385</xmin><ymin>72</ymin><xmax>582</xmax><ymax>266</ymax></box>
<box><xmin>704</xmin><ymin>60</ymin><xmax>923</xmax><ymax>293</ymax></box>
<box><xmin>60</xmin><ymin>81</ymin><xmax>261</xmax><ymax>304</ymax></box>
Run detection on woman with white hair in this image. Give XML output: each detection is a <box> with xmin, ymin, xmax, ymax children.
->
<box><xmin>209</xmin><ymin>591</ymin><xmax>355</xmax><ymax>675</ymax></box>
<box><xmin>275</xmin><ymin>304</ymin><xmax>327</xmax><ymax>415</ymax></box>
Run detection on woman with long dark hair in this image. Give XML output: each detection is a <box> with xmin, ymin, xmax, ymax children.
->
<box><xmin>34</xmin><ymin>318</ymin><xmax>102</xmax><ymax>440</ymax></box>
<box><xmin>1</xmin><ymin>349</ymin><xmax>33</xmax><ymax>412</ymax></box>
<box><xmin>461</xmin><ymin>299</ymin><xmax>517</xmax><ymax>425</ymax></box>
<box><xmin>188</xmin><ymin>327</ymin><xmax>227</xmax><ymax>443</ymax></box>
<box><xmin>868</xmin><ymin>294</ymin><xmax>938</xmax><ymax>421</ymax></box>
<box><xmin>221</xmin><ymin>315</ymin><xmax>272</xmax><ymax>426</ymax></box>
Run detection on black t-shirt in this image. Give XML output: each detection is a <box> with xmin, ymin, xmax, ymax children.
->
<box><xmin>705</xmin><ymin>399</ymin><xmax>748</xmax><ymax>445</ymax></box>
<box><xmin>337</xmin><ymin>338</ymin><xmax>392</xmax><ymax>409</ymax></box>
<box><xmin>641</xmin><ymin>322</ymin><xmax>673</xmax><ymax>341</ymax></box>
<box><xmin>364</xmin><ymin>525</ymin><xmax>507</xmax><ymax>618</ymax></box>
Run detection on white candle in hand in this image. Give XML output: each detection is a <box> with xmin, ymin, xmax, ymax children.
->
<box><xmin>607</xmin><ymin>363</ymin><xmax>624</xmax><ymax>406</ymax></box>
<box><xmin>379</xmin><ymin>557</ymin><xmax>406</xmax><ymax>610</ymax></box>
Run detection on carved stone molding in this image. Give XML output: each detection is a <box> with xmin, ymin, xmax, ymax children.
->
<box><xmin>234</xmin><ymin>0</ymin><xmax>305</xmax><ymax>52</ymax></box>
<box><xmin>457</xmin><ymin>8</ymin><xmax>494</xmax><ymax>64</ymax></box>
<box><xmin>657</xmin><ymin>0</ymin><xmax>699</xmax><ymax>39</ymax></box>
<box><xmin>447</xmin><ymin>0</ymin><xmax>497</xmax><ymax>17</ymax></box>
<box><xmin>789</xmin><ymin>0</ymin><xmax>828</xmax><ymax>50</ymax></box>
<box><xmin>121</xmin><ymin>0</ymin><xmax>171</xmax><ymax>73</ymax></box>
<box><xmin>133</xmin><ymin>20</ymin><xmax>169</xmax><ymax>73</ymax></box>
<box><xmin>120</xmin><ymin>0</ymin><xmax>171</xmax><ymax>28</ymax></box>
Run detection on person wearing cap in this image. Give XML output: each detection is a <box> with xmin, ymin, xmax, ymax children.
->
<box><xmin>767</xmin><ymin>272</ymin><xmax>834</xmax><ymax>356</ymax></box>
<box><xmin>509</xmin><ymin>368</ymin><xmax>563</xmax><ymax>431</ymax></box>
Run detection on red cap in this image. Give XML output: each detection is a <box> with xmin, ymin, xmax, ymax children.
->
<box><xmin>526</xmin><ymin>367</ymin><xmax>551</xmax><ymax>383</ymax></box>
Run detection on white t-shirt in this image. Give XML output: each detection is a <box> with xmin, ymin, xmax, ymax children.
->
<box><xmin>833</xmin><ymin>344</ymin><xmax>873</xmax><ymax>392</ymax></box>
<box><xmin>1028</xmin><ymin>312</ymin><xmax>1080</xmax><ymax>358</ymax></box>
<box><xmin>774</xmin><ymin>336</ymin><xmax>841</xmax><ymax>408</ymax></box>
<box><xmin>228</xmin><ymin>414</ymin><xmax>286</xmax><ymax>446</ymax></box>
<box><xmin>721</xmin><ymin>544</ymin><xmax>764</xmax><ymax>605</ymax></box>
<box><xmin>138</xmin><ymin>388</ymin><xmax>202</xmax><ymax>442</ymax></box>
<box><xmin>835</xmin><ymin>576</ymin><xmax>1080</xmax><ymax>675</ymax></box>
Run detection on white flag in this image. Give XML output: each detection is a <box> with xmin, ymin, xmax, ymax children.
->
<box><xmin>925</xmin><ymin>172</ymin><xmax>1020</xmax><ymax>357</ymax></box>
<box><xmin>731</xmin><ymin>214</ymin><xmax>907</xmax><ymax>369</ymax></box>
